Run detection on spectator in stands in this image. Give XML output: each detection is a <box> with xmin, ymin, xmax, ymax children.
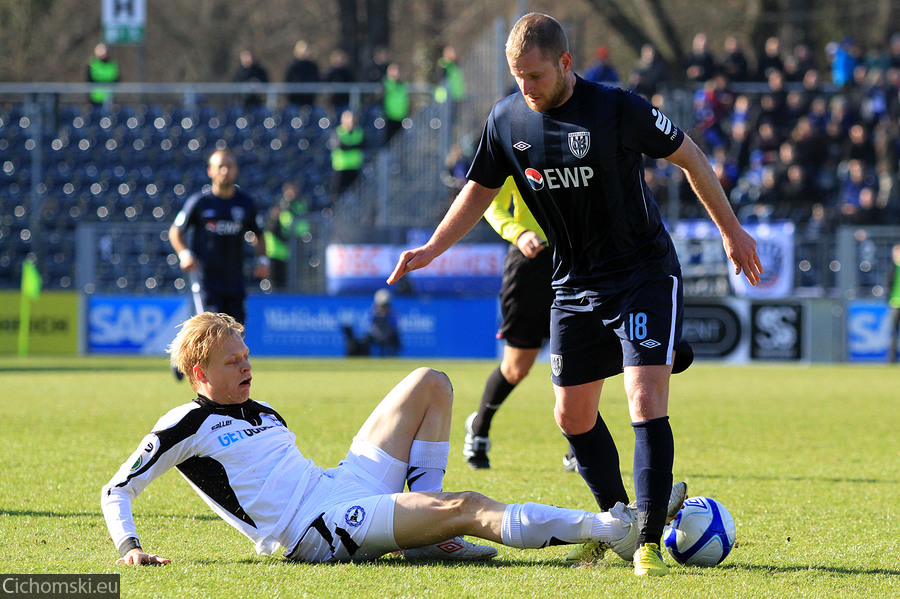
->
<box><xmin>330</xmin><ymin>109</ymin><xmax>365</xmax><ymax>203</ymax></box>
<box><xmin>168</xmin><ymin>148</ymin><xmax>269</xmax><ymax>326</ymax></box>
<box><xmin>843</xmin><ymin>123</ymin><xmax>878</xmax><ymax>166</ymax></box>
<box><xmin>778</xmin><ymin>163</ymin><xmax>820</xmax><ymax>222</ymax></box>
<box><xmin>888</xmin><ymin>33</ymin><xmax>900</xmax><ymax>70</ymax></box>
<box><xmin>684</xmin><ymin>32</ymin><xmax>716</xmax><ymax>83</ymax></box>
<box><xmin>324</xmin><ymin>49</ymin><xmax>355</xmax><ymax>116</ymax></box>
<box><xmin>720</xmin><ymin>36</ymin><xmax>750</xmax><ymax>83</ymax></box>
<box><xmin>827</xmin><ymin>38</ymin><xmax>859</xmax><ymax>89</ymax></box>
<box><xmin>435</xmin><ymin>45</ymin><xmax>467</xmax><ymax>105</ymax></box>
<box><xmin>284</xmin><ymin>40</ymin><xmax>320</xmax><ymax>110</ymax></box>
<box><xmin>709</xmin><ymin>145</ymin><xmax>739</xmax><ymax>197</ymax></box>
<box><xmin>86</xmin><ymin>43</ymin><xmax>119</xmax><ymax>107</ymax></box>
<box><xmin>367</xmin><ymin>288</ymin><xmax>401</xmax><ymax>357</ymax></box>
<box><xmin>435</xmin><ymin>45</ymin><xmax>467</xmax><ymax>128</ymax></box>
<box><xmin>784</xmin><ymin>43</ymin><xmax>816</xmax><ymax>83</ymax></box>
<box><xmin>441</xmin><ymin>143</ymin><xmax>470</xmax><ymax>194</ymax></box>
<box><xmin>364</xmin><ymin>45</ymin><xmax>391</xmax><ymax>84</ymax></box>
<box><xmin>838</xmin><ymin>158</ymin><xmax>879</xmax><ymax>224</ymax></box>
<box><xmin>754</xmin><ymin>36</ymin><xmax>784</xmax><ymax>81</ymax></box>
<box><xmin>381</xmin><ymin>62</ymin><xmax>410</xmax><ymax>142</ymax></box>
<box><xmin>583</xmin><ymin>46</ymin><xmax>619</xmax><ymax>84</ymax></box>
<box><xmin>233</xmin><ymin>49</ymin><xmax>270</xmax><ymax>108</ymax></box>
<box><xmin>343</xmin><ymin>289</ymin><xmax>402</xmax><ymax>357</ymax></box>
<box><xmin>264</xmin><ymin>182</ymin><xmax>312</xmax><ymax>290</ymax></box>
<box><xmin>726</xmin><ymin>119</ymin><xmax>753</xmax><ymax>175</ymax></box>
<box><xmin>789</xmin><ymin>115</ymin><xmax>828</xmax><ymax>176</ymax></box>
<box><xmin>692</xmin><ymin>75</ymin><xmax>733</xmax><ymax>149</ymax></box>
<box><xmin>628</xmin><ymin>43</ymin><xmax>668</xmax><ymax>97</ymax></box>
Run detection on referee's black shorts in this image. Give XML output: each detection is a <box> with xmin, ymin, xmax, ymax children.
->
<box><xmin>497</xmin><ymin>244</ymin><xmax>554</xmax><ymax>349</ymax></box>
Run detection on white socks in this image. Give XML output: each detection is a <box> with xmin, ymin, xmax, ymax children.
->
<box><xmin>500</xmin><ymin>502</ymin><xmax>626</xmax><ymax>549</ymax></box>
<box><xmin>406</xmin><ymin>440</ymin><xmax>449</xmax><ymax>492</ymax></box>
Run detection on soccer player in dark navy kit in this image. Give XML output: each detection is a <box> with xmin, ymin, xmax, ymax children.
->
<box><xmin>169</xmin><ymin>148</ymin><xmax>269</xmax><ymax>326</ymax></box>
<box><xmin>389</xmin><ymin>13</ymin><xmax>762</xmax><ymax>576</ymax></box>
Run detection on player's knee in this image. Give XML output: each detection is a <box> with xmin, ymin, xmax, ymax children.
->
<box><xmin>500</xmin><ymin>362</ymin><xmax>530</xmax><ymax>385</ymax></box>
<box><xmin>411</xmin><ymin>367</ymin><xmax>453</xmax><ymax>404</ymax></box>
<box><xmin>433</xmin><ymin>491</ymin><xmax>490</xmax><ymax>521</ymax></box>
<box><xmin>554</xmin><ymin>405</ymin><xmax>592</xmax><ymax>435</ymax></box>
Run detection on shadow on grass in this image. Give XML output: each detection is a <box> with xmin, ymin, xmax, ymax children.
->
<box><xmin>707</xmin><ymin>562</ymin><xmax>900</xmax><ymax>577</ymax></box>
<box><xmin>0</xmin><ymin>509</ymin><xmax>218</xmax><ymax>521</ymax></box>
<box><xmin>685</xmin><ymin>472</ymin><xmax>900</xmax><ymax>485</ymax></box>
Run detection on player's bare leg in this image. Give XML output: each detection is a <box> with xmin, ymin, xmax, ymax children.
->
<box><xmin>391</xmin><ymin>490</ymin><xmax>636</xmax><ymax>560</ymax></box>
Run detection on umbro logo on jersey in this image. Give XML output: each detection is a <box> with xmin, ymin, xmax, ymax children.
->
<box><xmin>513</xmin><ymin>141</ymin><xmax>531</xmax><ymax>151</ymax></box>
<box><xmin>652</xmin><ymin>108</ymin><xmax>673</xmax><ymax>136</ymax></box>
<box><xmin>525</xmin><ymin>168</ymin><xmax>544</xmax><ymax>190</ymax></box>
<box><xmin>640</xmin><ymin>339</ymin><xmax>662</xmax><ymax>349</ymax></box>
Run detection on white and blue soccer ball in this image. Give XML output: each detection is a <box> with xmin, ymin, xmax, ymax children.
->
<box><xmin>663</xmin><ymin>496</ymin><xmax>736</xmax><ymax>566</ymax></box>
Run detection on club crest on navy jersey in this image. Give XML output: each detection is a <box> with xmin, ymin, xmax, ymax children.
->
<box><xmin>230</xmin><ymin>206</ymin><xmax>245</xmax><ymax>222</ymax></box>
<box><xmin>568</xmin><ymin>131</ymin><xmax>590</xmax><ymax>159</ymax></box>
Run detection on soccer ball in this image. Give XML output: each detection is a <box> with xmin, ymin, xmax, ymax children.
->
<box><xmin>663</xmin><ymin>496</ymin><xmax>736</xmax><ymax>566</ymax></box>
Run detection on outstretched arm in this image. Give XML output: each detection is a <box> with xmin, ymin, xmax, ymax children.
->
<box><xmin>666</xmin><ymin>136</ymin><xmax>762</xmax><ymax>285</ymax></box>
<box><xmin>387</xmin><ymin>181</ymin><xmax>497</xmax><ymax>284</ymax></box>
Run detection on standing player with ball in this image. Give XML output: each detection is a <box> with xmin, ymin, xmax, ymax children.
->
<box><xmin>388</xmin><ymin>13</ymin><xmax>761</xmax><ymax>576</ymax></box>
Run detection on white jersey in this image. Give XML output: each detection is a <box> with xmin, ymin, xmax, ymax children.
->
<box><xmin>101</xmin><ymin>397</ymin><xmax>324</xmax><ymax>556</ymax></box>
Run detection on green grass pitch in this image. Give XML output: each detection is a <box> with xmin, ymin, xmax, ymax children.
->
<box><xmin>1</xmin><ymin>356</ymin><xmax>898</xmax><ymax>598</ymax></box>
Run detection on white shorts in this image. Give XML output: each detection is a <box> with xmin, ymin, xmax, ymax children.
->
<box><xmin>284</xmin><ymin>437</ymin><xmax>407</xmax><ymax>562</ymax></box>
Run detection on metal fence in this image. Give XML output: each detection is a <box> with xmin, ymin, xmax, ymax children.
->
<box><xmin>2</xmin><ymin>59</ymin><xmax>898</xmax><ymax>301</ymax></box>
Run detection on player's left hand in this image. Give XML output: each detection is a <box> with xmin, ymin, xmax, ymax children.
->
<box><xmin>516</xmin><ymin>231</ymin><xmax>545</xmax><ymax>259</ymax></box>
<box><xmin>723</xmin><ymin>227</ymin><xmax>763</xmax><ymax>285</ymax></box>
<box><xmin>115</xmin><ymin>548</ymin><xmax>171</xmax><ymax>566</ymax></box>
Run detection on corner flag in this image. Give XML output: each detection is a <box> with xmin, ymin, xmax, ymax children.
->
<box><xmin>18</xmin><ymin>259</ymin><xmax>42</xmax><ymax>356</ymax></box>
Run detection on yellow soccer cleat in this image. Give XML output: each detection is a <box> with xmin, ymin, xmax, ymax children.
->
<box><xmin>633</xmin><ymin>543</ymin><xmax>669</xmax><ymax>576</ymax></box>
<box><xmin>564</xmin><ymin>542</ymin><xmax>606</xmax><ymax>563</ymax></box>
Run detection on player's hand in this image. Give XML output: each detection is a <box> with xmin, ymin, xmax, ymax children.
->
<box><xmin>723</xmin><ymin>227</ymin><xmax>763</xmax><ymax>285</ymax></box>
<box><xmin>178</xmin><ymin>250</ymin><xmax>198</xmax><ymax>272</ymax></box>
<box><xmin>115</xmin><ymin>548</ymin><xmax>171</xmax><ymax>566</ymax></box>
<box><xmin>387</xmin><ymin>247</ymin><xmax>433</xmax><ymax>284</ymax></box>
<box><xmin>516</xmin><ymin>231</ymin><xmax>545</xmax><ymax>259</ymax></box>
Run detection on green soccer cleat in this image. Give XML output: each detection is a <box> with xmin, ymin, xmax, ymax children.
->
<box><xmin>634</xmin><ymin>543</ymin><xmax>668</xmax><ymax>576</ymax></box>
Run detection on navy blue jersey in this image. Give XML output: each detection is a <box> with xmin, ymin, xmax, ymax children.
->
<box><xmin>467</xmin><ymin>77</ymin><xmax>685</xmax><ymax>297</ymax></box>
<box><xmin>173</xmin><ymin>189</ymin><xmax>263</xmax><ymax>296</ymax></box>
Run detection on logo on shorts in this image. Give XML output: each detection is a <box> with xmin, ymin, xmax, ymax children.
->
<box><xmin>640</xmin><ymin>339</ymin><xmax>661</xmax><ymax>349</ymax></box>
<box><xmin>551</xmin><ymin>354</ymin><xmax>563</xmax><ymax>377</ymax></box>
<box><xmin>525</xmin><ymin>168</ymin><xmax>544</xmax><ymax>191</ymax></box>
<box><xmin>568</xmin><ymin>131</ymin><xmax>590</xmax><ymax>159</ymax></box>
<box><xmin>344</xmin><ymin>505</ymin><xmax>366</xmax><ymax>527</ymax></box>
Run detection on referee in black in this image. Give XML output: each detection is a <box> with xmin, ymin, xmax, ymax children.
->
<box><xmin>389</xmin><ymin>13</ymin><xmax>761</xmax><ymax>576</ymax></box>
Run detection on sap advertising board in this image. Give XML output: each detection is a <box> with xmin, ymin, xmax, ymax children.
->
<box><xmin>87</xmin><ymin>295</ymin><xmax>499</xmax><ymax>358</ymax></box>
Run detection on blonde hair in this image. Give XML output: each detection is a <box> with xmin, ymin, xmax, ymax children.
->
<box><xmin>505</xmin><ymin>12</ymin><xmax>569</xmax><ymax>62</ymax></box>
<box><xmin>168</xmin><ymin>313</ymin><xmax>245</xmax><ymax>389</ymax></box>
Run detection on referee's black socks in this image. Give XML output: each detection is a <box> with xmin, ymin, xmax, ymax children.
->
<box><xmin>471</xmin><ymin>366</ymin><xmax>516</xmax><ymax>437</ymax></box>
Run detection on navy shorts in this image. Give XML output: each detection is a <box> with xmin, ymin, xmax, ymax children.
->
<box><xmin>497</xmin><ymin>245</ymin><xmax>554</xmax><ymax>349</ymax></box>
<box><xmin>549</xmin><ymin>274</ymin><xmax>683</xmax><ymax>387</ymax></box>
